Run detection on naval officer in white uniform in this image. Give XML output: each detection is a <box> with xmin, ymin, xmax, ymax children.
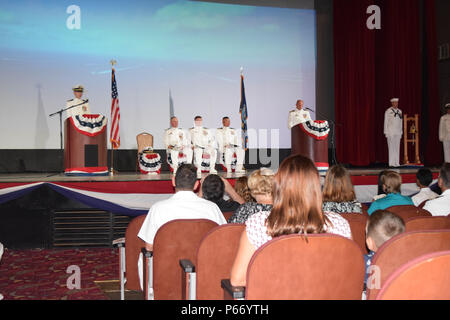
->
<box><xmin>288</xmin><ymin>99</ymin><xmax>312</xmax><ymax>129</ymax></box>
<box><xmin>164</xmin><ymin>116</ymin><xmax>193</xmax><ymax>174</ymax></box>
<box><xmin>384</xmin><ymin>98</ymin><xmax>403</xmax><ymax>167</ymax></box>
<box><xmin>216</xmin><ymin>116</ymin><xmax>246</xmax><ymax>174</ymax></box>
<box><xmin>189</xmin><ymin>116</ymin><xmax>218</xmax><ymax>176</ymax></box>
<box><xmin>439</xmin><ymin>103</ymin><xmax>450</xmax><ymax>163</ymax></box>
<box><xmin>66</xmin><ymin>85</ymin><xmax>90</xmax><ymax>118</ymax></box>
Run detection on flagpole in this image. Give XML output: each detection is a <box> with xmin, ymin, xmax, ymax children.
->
<box><xmin>110</xmin><ymin>59</ymin><xmax>117</xmax><ymax>176</ymax></box>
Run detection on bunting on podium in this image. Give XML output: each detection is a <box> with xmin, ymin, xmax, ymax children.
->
<box><xmin>300</xmin><ymin>120</ymin><xmax>330</xmax><ymax>140</ymax></box>
<box><xmin>70</xmin><ymin>114</ymin><xmax>107</xmax><ymax>137</ymax></box>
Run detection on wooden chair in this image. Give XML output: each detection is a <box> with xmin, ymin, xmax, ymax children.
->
<box><xmin>180</xmin><ymin>224</ymin><xmax>245</xmax><ymax>300</ymax></box>
<box><xmin>376</xmin><ymin>250</ymin><xmax>450</xmax><ymax>300</ymax></box>
<box><xmin>385</xmin><ymin>205</ymin><xmax>431</xmax><ymax>221</ymax></box>
<box><xmin>112</xmin><ymin>214</ymin><xmax>146</xmax><ymax>300</ymax></box>
<box><xmin>222</xmin><ymin>234</ymin><xmax>365</xmax><ymax>300</ymax></box>
<box><xmin>136</xmin><ymin>132</ymin><xmax>154</xmax><ymax>172</ymax></box>
<box><xmin>339</xmin><ymin>213</ymin><xmax>368</xmax><ymax>254</ymax></box>
<box><xmin>405</xmin><ymin>216</ymin><xmax>450</xmax><ymax>232</ymax></box>
<box><xmin>141</xmin><ymin>219</ymin><xmax>218</xmax><ymax>300</ymax></box>
<box><xmin>366</xmin><ymin>230</ymin><xmax>450</xmax><ymax>300</ymax></box>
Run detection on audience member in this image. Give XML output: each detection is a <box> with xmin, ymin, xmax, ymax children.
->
<box><xmin>423</xmin><ymin>163</ymin><xmax>450</xmax><ymax>216</ymax></box>
<box><xmin>411</xmin><ymin>168</ymin><xmax>438</xmax><ymax>206</ymax></box>
<box><xmin>322</xmin><ymin>165</ymin><xmax>362</xmax><ymax>214</ymax></box>
<box><xmin>200</xmin><ymin>174</ymin><xmax>244</xmax><ymax>212</ymax></box>
<box><xmin>138</xmin><ymin>164</ymin><xmax>227</xmax><ymax>251</ymax></box>
<box><xmin>234</xmin><ymin>176</ymin><xmax>255</xmax><ymax>203</ymax></box>
<box><xmin>228</xmin><ymin>168</ymin><xmax>274</xmax><ymax>224</ymax></box>
<box><xmin>364</xmin><ymin>210</ymin><xmax>405</xmax><ymax>289</ymax></box>
<box><xmin>368</xmin><ymin>171</ymin><xmax>414</xmax><ymax>215</ymax></box>
<box><xmin>373</xmin><ymin>170</ymin><xmax>388</xmax><ymax>201</ymax></box>
<box><xmin>230</xmin><ymin>155</ymin><xmax>352</xmax><ymax>286</ymax></box>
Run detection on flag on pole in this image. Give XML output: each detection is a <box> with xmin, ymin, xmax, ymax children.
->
<box><xmin>110</xmin><ymin>68</ymin><xmax>120</xmax><ymax>149</ymax></box>
<box><xmin>239</xmin><ymin>72</ymin><xmax>248</xmax><ymax>150</ymax></box>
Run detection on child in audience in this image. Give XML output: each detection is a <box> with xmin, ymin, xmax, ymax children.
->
<box><xmin>368</xmin><ymin>171</ymin><xmax>414</xmax><ymax>214</ymax></box>
<box><xmin>364</xmin><ymin>210</ymin><xmax>405</xmax><ymax>289</ymax></box>
<box><xmin>411</xmin><ymin>168</ymin><xmax>438</xmax><ymax>206</ymax></box>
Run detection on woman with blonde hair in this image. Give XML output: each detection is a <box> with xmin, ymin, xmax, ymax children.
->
<box><xmin>228</xmin><ymin>168</ymin><xmax>274</xmax><ymax>224</ymax></box>
<box><xmin>322</xmin><ymin>165</ymin><xmax>362</xmax><ymax>214</ymax></box>
<box><xmin>233</xmin><ymin>176</ymin><xmax>255</xmax><ymax>203</ymax></box>
<box><xmin>230</xmin><ymin>155</ymin><xmax>351</xmax><ymax>286</ymax></box>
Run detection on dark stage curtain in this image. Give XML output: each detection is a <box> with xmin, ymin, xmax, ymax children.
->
<box><xmin>333</xmin><ymin>0</ymin><xmax>441</xmax><ymax>166</ymax></box>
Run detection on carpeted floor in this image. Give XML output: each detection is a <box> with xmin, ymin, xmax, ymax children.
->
<box><xmin>0</xmin><ymin>247</ymin><xmax>122</xmax><ymax>300</ymax></box>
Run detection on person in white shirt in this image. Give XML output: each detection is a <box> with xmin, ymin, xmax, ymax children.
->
<box><xmin>189</xmin><ymin>116</ymin><xmax>218</xmax><ymax>177</ymax></box>
<box><xmin>423</xmin><ymin>163</ymin><xmax>450</xmax><ymax>216</ymax></box>
<box><xmin>288</xmin><ymin>99</ymin><xmax>312</xmax><ymax>129</ymax></box>
<box><xmin>66</xmin><ymin>85</ymin><xmax>90</xmax><ymax>118</ymax></box>
<box><xmin>384</xmin><ymin>98</ymin><xmax>403</xmax><ymax>167</ymax></box>
<box><xmin>216</xmin><ymin>116</ymin><xmax>246</xmax><ymax>174</ymax></box>
<box><xmin>411</xmin><ymin>168</ymin><xmax>438</xmax><ymax>207</ymax></box>
<box><xmin>137</xmin><ymin>164</ymin><xmax>227</xmax><ymax>287</ymax></box>
<box><xmin>164</xmin><ymin>116</ymin><xmax>193</xmax><ymax>174</ymax></box>
<box><xmin>439</xmin><ymin>104</ymin><xmax>450</xmax><ymax>163</ymax></box>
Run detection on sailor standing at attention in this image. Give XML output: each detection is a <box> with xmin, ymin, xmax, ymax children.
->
<box><xmin>164</xmin><ymin>116</ymin><xmax>193</xmax><ymax>175</ymax></box>
<box><xmin>384</xmin><ymin>98</ymin><xmax>403</xmax><ymax>168</ymax></box>
<box><xmin>288</xmin><ymin>99</ymin><xmax>312</xmax><ymax>129</ymax></box>
<box><xmin>439</xmin><ymin>103</ymin><xmax>450</xmax><ymax>163</ymax></box>
<box><xmin>66</xmin><ymin>85</ymin><xmax>90</xmax><ymax>118</ymax></box>
<box><xmin>190</xmin><ymin>116</ymin><xmax>218</xmax><ymax>177</ymax></box>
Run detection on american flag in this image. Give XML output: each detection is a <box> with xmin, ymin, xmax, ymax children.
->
<box><xmin>110</xmin><ymin>68</ymin><xmax>120</xmax><ymax>149</ymax></box>
<box><xmin>239</xmin><ymin>73</ymin><xmax>248</xmax><ymax>150</ymax></box>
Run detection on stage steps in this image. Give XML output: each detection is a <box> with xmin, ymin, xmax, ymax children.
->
<box><xmin>52</xmin><ymin>210</ymin><xmax>131</xmax><ymax>248</ymax></box>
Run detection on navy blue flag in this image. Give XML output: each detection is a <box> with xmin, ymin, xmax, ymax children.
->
<box><xmin>239</xmin><ymin>73</ymin><xmax>248</xmax><ymax>150</ymax></box>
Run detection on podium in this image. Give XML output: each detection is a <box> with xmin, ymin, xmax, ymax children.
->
<box><xmin>291</xmin><ymin>121</ymin><xmax>330</xmax><ymax>171</ymax></box>
<box><xmin>64</xmin><ymin>114</ymin><xmax>108</xmax><ymax>175</ymax></box>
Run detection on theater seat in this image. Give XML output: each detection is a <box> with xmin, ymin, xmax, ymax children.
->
<box><xmin>386</xmin><ymin>205</ymin><xmax>431</xmax><ymax>221</ymax></box>
<box><xmin>141</xmin><ymin>219</ymin><xmax>218</xmax><ymax>300</ymax></box>
<box><xmin>376</xmin><ymin>251</ymin><xmax>450</xmax><ymax>300</ymax></box>
<box><xmin>112</xmin><ymin>214</ymin><xmax>146</xmax><ymax>299</ymax></box>
<box><xmin>339</xmin><ymin>213</ymin><xmax>369</xmax><ymax>254</ymax></box>
<box><xmin>179</xmin><ymin>224</ymin><xmax>245</xmax><ymax>300</ymax></box>
<box><xmin>222</xmin><ymin>211</ymin><xmax>234</xmax><ymax>222</ymax></box>
<box><xmin>222</xmin><ymin>234</ymin><xmax>365</xmax><ymax>300</ymax></box>
<box><xmin>366</xmin><ymin>230</ymin><xmax>450</xmax><ymax>300</ymax></box>
<box><xmin>405</xmin><ymin>216</ymin><xmax>450</xmax><ymax>232</ymax></box>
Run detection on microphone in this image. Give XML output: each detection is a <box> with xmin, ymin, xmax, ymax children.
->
<box><xmin>304</xmin><ymin>107</ymin><xmax>314</xmax><ymax>113</ymax></box>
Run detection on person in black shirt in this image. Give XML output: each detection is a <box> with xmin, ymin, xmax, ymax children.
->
<box><xmin>200</xmin><ymin>174</ymin><xmax>244</xmax><ymax>213</ymax></box>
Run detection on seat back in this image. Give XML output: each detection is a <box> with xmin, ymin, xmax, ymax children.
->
<box><xmin>245</xmin><ymin>234</ymin><xmax>365</xmax><ymax>300</ymax></box>
<box><xmin>339</xmin><ymin>213</ymin><xmax>368</xmax><ymax>254</ymax></box>
<box><xmin>376</xmin><ymin>251</ymin><xmax>450</xmax><ymax>300</ymax></box>
<box><xmin>405</xmin><ymin>216</ymin><xmax>450</xmax><ymax>232</ymax></box>
<box><xmin>125</xmin><ymin>215</ymin><xmax>147</xmax><ymax>291</ymax></box>
<box><xmin>386</xmin><ymin>205</ymin><xmax>431</xmax><ymax>221</ymax></box>
<box><xmin>196</xmin><ymin>224</ymin><xmax>245</xmax><ymax>300</ymax></box>
<box><xmin>136</xmin><ymin>132</ymin><xmax>154</xmax><ymax>153</ymax></box>
<box><xmin>153</xmin><ymin>219</ymin><xmax>218</xmax><ymax>300</ymax></box>
<box><xmin>222</xmin><ymin>211</ymin><xmax>234</xmax><ymax>222</ymax></box>
<box><xmin>366</xmin><ymin>230</ymin><xmax>450</xmax><ymax>300</ymax></box>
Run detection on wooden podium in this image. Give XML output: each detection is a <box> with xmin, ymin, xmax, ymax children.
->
<box><xmin>291</xmin><ymin>122</ymin><xmax>329</xmax><ymax>171</ymax></box>
<box><xmin>64</xmin><ymin>115</ymin><xmax>108</xmax><ymax>175</ymax></box>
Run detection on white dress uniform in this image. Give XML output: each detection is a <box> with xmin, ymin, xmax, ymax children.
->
<box><xmin>163</xmin><ymin>127</ymin><xmax>193</xmax><ymax>172</ymax></box>
<box><xmin>66</xmin><ymin>98</ymin><xmax>90</xmax><ymax>119</ymax></box>
<box><xmin>216</xmin><ymin>126</ymin><xmax>245</xmax><ymax>173</ymax></box>
<box><xmin>439</xmin><ymin>113</ymin><xmax>450</xmax><ymax>162</ymax></box>
<box><xmin>189</xmin><ymin>126</ymin><xmax>217</xmax><ymax>174</ymax></box>
<box><xmin>288</xmin><ymin>108</ymin><xmax>312</xmax><ymax>129</ymax></box>
<box><xmin>384</xmin><ymin>107</ymin><xmax>403</xmax><ymax>167</ymax></box>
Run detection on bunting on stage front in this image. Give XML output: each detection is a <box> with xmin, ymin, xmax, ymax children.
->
<box><xmin>110</xmin><ymin>68</ymin><xmax>121</xmax><ymax>149</ymax></box>
<box><xmin>239</xmin><ymin>73</ymin><xmax>248</xmax><ymax>150</ymax></box>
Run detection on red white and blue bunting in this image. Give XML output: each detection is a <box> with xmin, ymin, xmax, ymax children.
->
<box><xmin>219</xmin><ymin>152</ymin><xmax>237</xmax><ymax>172</ymax></box>
<box><xmin>139</xmin><ymin>149</ymin><xmax>162</xmax><ymax>174</ymax></box>
<box><xmin>70</xmin><ymin>114</ymin><xmax>107</xmax><ymax>137</ymax></box>
<box><xmin>300</xmin><ymin>120</ymin><xmax>330</xmax><ymax>140</ymax></box>
<box><xmin>167</xmin><ymin>152</ymin><xmax>189</xmax><ymax>172</ymax></box>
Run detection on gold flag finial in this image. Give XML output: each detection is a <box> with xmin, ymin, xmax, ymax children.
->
<box><xmin>110</xmin><ymin>59</ymin><xmax>117</xmax><ymax>68</ymax></box>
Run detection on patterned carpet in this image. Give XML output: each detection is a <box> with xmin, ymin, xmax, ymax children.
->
<box><xmin>0</xmin><ymin>247</ymin><xmax>120</xmax><ymax>300</ymax></box>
